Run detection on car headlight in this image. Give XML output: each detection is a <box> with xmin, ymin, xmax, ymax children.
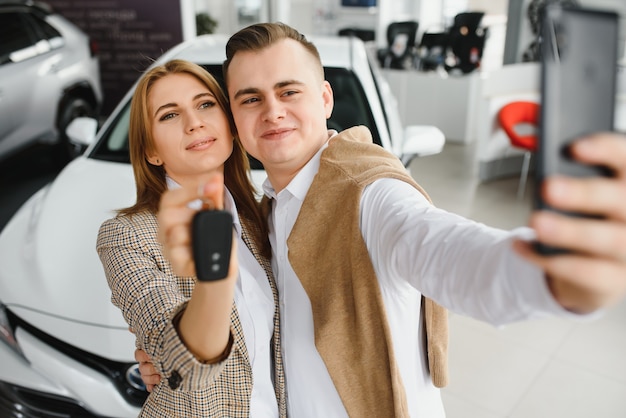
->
<box><xmin>0</xmin><ymin>303</ymin><xmax>25</xmax><ymax>358</ymax></box>
<box><xmin>1</xmin><ymin>302</ymin><xmax>148</xmax><ymax>407</ymax></box>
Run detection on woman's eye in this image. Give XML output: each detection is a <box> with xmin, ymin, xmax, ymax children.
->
<box><xmin>159</xmin><ymin>112</ymin><xmax>176</xmax><ymax>121</ymax></box>
<box><xmin>200</xmin><ymin>100</ymin><xmax>216</xmax><ymax>109</ymax></box>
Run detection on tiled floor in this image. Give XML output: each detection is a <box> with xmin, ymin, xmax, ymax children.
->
<box><xmin>408</xmin><ymin>143</ymin><xmax>626</xmax><ymax>418</ymax></box>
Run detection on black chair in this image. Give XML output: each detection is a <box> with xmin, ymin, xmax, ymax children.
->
<box><xmin>417</xmin><ymin>32</ymin><xmax>449</xmax><ymax>71</ymax></box>
<box><xmin>445</xmin><ymin>12</ymin><xmax>488</xmax><ymax>74</ymax></box>
<box><xmin>377</xmin><ymin>20</ymin><xmax>419</xmax><ymax>69</ymax></box>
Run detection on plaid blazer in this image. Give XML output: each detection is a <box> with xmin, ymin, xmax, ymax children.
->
<box><xmin>97</xmin><ymin>210</ymin><xmax>286</xmax><ymax>417</ymax></box>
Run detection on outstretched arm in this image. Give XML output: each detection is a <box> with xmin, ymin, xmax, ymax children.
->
<box><xmin>516</xmin><ymin>133</ymin><xmax>626</xmax><ymax>313</ymax></box>
<box><xmin>157</xmin><ymin>174</ymin><xmax>238</xmax><ymax>362</ymax></box>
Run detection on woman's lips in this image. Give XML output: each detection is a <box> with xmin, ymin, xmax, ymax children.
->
<box><xmin>186</xmin><ymin>138</ymin><xmax>216</xmax><ymax>150</ymax></box>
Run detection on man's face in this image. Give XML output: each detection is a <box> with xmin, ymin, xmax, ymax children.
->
<box><xmin>226</xmin><ymin>38</ymin><xmax>334</xmax><ymax>190</ymax></box>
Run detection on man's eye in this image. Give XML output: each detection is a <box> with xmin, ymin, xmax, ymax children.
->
<box><xmin>283</xmin><ymin>90</ymin><xmax>298</xmax><ymax>97</ymax></box>
<box><xmin>242</xmin><ymin>97</ymin><xmax>259</xmax><ymax>105</ymax></box>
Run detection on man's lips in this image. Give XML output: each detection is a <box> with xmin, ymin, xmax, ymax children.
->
<box><xmin>261</xmin><ymin>128</ymin><xmax>294</xmax><ymax>140</ymax></box>
<box><xmin>185</xmin><ymin>138</ymin><xmax>216</xmax><ymax>150</ymax></box>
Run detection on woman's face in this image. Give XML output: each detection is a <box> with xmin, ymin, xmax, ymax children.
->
<box><xmin>146</xmin><ymin>73</ymin><xmax>233</xmax><ymax>189</ymax></box>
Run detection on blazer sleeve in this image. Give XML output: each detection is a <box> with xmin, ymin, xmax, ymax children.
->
<box><xmin>96</xmin><ymin>214</ymin><xmax>233</xmax><ymax>392</ymax></box>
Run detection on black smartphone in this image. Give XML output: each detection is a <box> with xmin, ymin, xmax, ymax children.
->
<box><xmin>534</xmin><ymin>4</ymin><xmax>619</xmax><ymax>255</ymax></box>
<box><xmin>192</xmin><ymin>210</ymin><xmax>233</xmax><ymax>281</ymax></box>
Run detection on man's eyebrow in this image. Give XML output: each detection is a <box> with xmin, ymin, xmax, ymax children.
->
<box><xmin>233</xmin><ymin>87</ymin><xmax>260</xmax><ymax>101</ymax></box>
<box><xmin>233</xmin><ymin>80</ymin><xmax>305</xmax><ymax>101</ymax></box>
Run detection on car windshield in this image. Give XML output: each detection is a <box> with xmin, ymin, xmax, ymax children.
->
<box><xmin>89</xmin><ymin>64</ymin><xmax>379</xmax><ymax>164</ymax></box>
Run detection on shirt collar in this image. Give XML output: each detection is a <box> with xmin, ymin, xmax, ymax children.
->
<box><xmin>261</xmin><ymin>130</ymin><xmax>337</xmax><ymax>201</ymax></box>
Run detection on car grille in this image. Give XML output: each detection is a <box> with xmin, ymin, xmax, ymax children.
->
<box><xmin>0</xmin><ymin>381</ymin><xmax>106</xmax><ymax>418</ymax></box>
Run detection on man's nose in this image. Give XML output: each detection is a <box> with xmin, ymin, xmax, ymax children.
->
<box><xmin>262</xmin><ymin>96</ymin><xmax>286</xmax><ymax>122</ymax></box>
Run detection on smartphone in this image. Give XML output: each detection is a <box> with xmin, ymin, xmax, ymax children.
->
<box><xmin>534</xmin><ymin>5</ymin><xmax>619</xmax><ymax>255</ymax></box>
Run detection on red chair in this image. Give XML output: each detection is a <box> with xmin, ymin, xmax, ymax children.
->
<box><xmin>498</xmin><ymin>101</ymin><xmax>540</xmax><ymax>198</ymax></box>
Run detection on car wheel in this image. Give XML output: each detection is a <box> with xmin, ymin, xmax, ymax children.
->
<box><xmin>57</xmin><ymin>97</ymin><xmax>95</xmax><ymax>161</ymax></box>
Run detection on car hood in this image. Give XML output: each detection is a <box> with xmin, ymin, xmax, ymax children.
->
<box><xmin>0</xmin><ymin>156</ymin><xmax>136</xmax><ymax>359</ymax></box>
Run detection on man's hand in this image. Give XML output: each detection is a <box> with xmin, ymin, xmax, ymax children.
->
<box><xmin>135</xmin><ymin>349</ymin><xmax>161</xmax><ymax>393</ymax></box>
<box><xmin>516</xmin><ymin>133</ymin><xmax>626</xmax><ymax>313</ymax></box>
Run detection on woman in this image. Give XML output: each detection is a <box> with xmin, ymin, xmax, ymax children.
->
<box><xmin>96</xmin><ymin>59</ymin><xmax>286</xmax><ymax>417</ymax></box>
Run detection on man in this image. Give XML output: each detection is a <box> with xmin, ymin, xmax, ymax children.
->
<box><xmin>149</xmin><ymin>23</ymin><xmax>626</xmax><ymax>417</ymax></box>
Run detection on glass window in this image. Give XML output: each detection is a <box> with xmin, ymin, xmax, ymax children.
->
<box><xmin>0</xmin><ymin>12</ymin><xmax>35</xmax><ymax>63</ymax></box>
<box><xmin>24</xmin><ymin>11</ymin><xmax>64</xmax><ymax>50</ymax></box>
<box><xmin>35</xmin><ymin>15</ymin><xmax>62</xmax><ymax>41</ymax></box>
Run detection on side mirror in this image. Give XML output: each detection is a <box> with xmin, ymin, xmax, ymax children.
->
<box><xmin>400</xmin><ymin>125</ymin><xmax>445</xmax><ymax>166</ymax></box>
<box><xmin>66</xmin><ymin>117</ymin><xmax>98</xmax><ymax>147</ymax></box>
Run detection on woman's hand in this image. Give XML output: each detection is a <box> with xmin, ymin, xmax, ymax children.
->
<box><xmin>158</xmin><ymin>174</ymin><xmax>226</xmax><ymax>278</ymax></box>
<box><xmin>157</xmin><ymin>173</ymin><xmax>238</xmax><ymax>362</ymax></box>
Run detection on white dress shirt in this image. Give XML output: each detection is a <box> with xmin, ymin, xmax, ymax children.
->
<box><xmin>262</xmin><ymin>137</ymin><xmax>575</xmax><ymax>417</ymax></box>
<box><xmin>167</xmin><ymin>177</ymin><xmax>278</xmax><ymax>417</ymax></box>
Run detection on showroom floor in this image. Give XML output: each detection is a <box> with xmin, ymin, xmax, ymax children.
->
<box><xmin>408</xmin><ymin>143</ymin><xmax>626</xmax><ymax>418</ymax></box>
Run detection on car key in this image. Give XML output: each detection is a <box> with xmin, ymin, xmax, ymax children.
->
<box><xmin>192</xmin><ymin>209</ymin><xmax>233</xmax><ymax>281</ymax></box>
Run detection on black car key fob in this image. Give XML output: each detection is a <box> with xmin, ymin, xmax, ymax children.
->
<box><xmin>192</xmin><ymin>210</ymin><xmax>233</xmax><ymax>281</ymax></box>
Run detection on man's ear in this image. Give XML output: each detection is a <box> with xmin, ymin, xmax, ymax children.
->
<box><xmin>322</xmin><ymin>80</ymin><xmax>334</xmax><ymax>119</ymax></box>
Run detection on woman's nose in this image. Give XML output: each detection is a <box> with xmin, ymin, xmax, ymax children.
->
<box><xmin>185</xmin><ymin>112</ymin><xmax>204</xmax><ymax>132</ymax></box>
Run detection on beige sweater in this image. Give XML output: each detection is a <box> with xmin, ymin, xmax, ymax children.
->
<box><xmin>287</xmin><ymin>126</ymin><xmax>448</xmax><ymax>418</ymax></box>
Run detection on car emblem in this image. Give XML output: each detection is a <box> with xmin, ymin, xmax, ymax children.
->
<box><xmin>126</xmin><ymin>364</ymin><xmax>147</xmax><ymax>391</ymax></box>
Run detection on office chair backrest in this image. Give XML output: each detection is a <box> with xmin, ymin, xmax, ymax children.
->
<box><xmin>420</xmin><ymin>32</ymin><xmax>449</xmax><ymax>50</ymax></box>
<box><xmin>377</xmin><ymin>20</ymin><xmax>419</xmax><ymax>69</ymax></box>
<box><xmin>452</xmin><ymin>12</ymin><xmax>485</xmax><ymax>32</ymax></box>
<box><xmin>446</xmin><ymin>11</ymin><xmax>487</xmax><ymax>73</ymax></box>
<box><xmin>386</xmin><ymin>20</ymin><xmax>418</xmax><ymax>56</ymax></box>
<box><xmin>418</xmin><ymin>32</ymin><xmax>449</xmax><ymax>71</ymax></box>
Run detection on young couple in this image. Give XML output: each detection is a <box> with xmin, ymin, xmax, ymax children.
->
<box><xmin>97</xmin><ymin>22</ymin><xmax>626</xmax><ymax>417</ymax></box>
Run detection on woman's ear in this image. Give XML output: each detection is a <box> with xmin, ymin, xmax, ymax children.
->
<box><xmin>146</xmin><ymin>153</ymin><xmax>163</xmax><ymax>166</ymax></box>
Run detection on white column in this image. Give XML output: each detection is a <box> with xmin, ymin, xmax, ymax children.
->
<box><xmin>181</xmin><ymin>0</ymin><xmax>197</xmax><ymax>40</ymax></box>
<box><xmin>270</xmin><ymin>0</ymin><xmax>290</xmax><ymax>23</ymax></box>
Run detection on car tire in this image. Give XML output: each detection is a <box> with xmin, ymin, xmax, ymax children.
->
<box><xmin>56</xmin><ymin>97</ymin><xmax>96</xmax><ymax>161</ymax></box>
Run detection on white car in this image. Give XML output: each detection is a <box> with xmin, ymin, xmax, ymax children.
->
<box><xmin>0</xmin><ymin>34</ymin><xmax>444</xmax><ymax>416</ymax></box>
